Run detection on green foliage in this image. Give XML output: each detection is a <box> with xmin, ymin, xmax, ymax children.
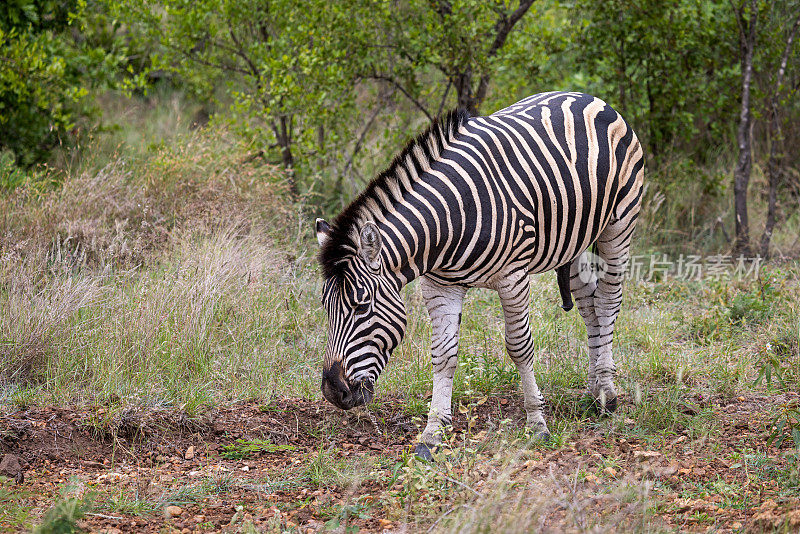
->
<box><xmin>33</xmin><ymin>495</ymin><xmax>93</xmax><ymax>534</ymax></box>
<box><xmin>0</xmin><ymin>0</ymin><xmax>122</xmax><ymax>169</ymax></box>
<box><xmin>0</xmin><ymin>150</ymin><xmax>30</xmax><ymax>191</ymax></box>
<box><xmin>324</xmin><ymin>502</ymin><xmax>371</xmax><ymax>533</ymax></box>
<box><xmin>572</xmin><ymin>0</ymin><xmax>739</xmax><ymax>159</ymax></box>
<box><xmin>108</xmin><ymin>0</ymin><xmax>365</xmax><ymax>192</ymax></box>
<box><xmin>220</xmin><ymin>438</ymin><xmax>295</xmax><ymax>459</ymax></box>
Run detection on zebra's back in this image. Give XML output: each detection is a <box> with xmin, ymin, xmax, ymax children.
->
<box><xmin>427</xmin><ymin>91</ymin><xmax>644</xmax><ymax>285</ymax></box>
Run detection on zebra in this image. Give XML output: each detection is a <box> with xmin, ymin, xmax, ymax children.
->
<box><xmin>315</xmin><ymin>91</ymin><xmax>644</xmax><ymax>460</ymax></box>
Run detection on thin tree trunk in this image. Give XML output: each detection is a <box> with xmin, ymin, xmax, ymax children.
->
<box><xmin>455</xmin><ymin>69</ymin><xmax>476</xmax><ymax>113</ymax></box>
<box><xmin>456</xmin><ymin>0</ymin><xmax>536</xmax><ymax>114</ymax></box>
<box><xmin>273</xmin><ymin>116</ymin><xmax>297</xmax><ymax>196</ymax></box>
<box><xmin>760</xmin><ymin>13</ymin><xmax>800</xmax><ymax>258</ymax></box>
<box><xmin>732</xmin><ymin>0</ymin><xmax>758</xmax><ymax>256</ymax></box>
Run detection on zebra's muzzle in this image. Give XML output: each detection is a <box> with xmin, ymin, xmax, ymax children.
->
<box><xmin>321</xmin><ymin>367</ymin><xmax>374</xmax><ymax>410</ymax></box>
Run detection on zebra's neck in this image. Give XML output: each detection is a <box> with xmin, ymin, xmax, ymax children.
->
<box><xmin>321</xmin><ymin>110</ymin><xmax>469</xmax><ymax>290</ymax></box>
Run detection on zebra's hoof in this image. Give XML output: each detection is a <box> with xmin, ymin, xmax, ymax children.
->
<box><xmin>414</xmin><ymin>443</ymin><xmax>436</xmax><ymax>462</ymax></box>
<box><xmin>591</xmin><ymin>395</ymin><xmax>618</xmax><ymax>415</ymax></box>
<box><xmin>536</xmin><ymin>431</ymin><xmax>552</xmax><ymax>443</ymax></box>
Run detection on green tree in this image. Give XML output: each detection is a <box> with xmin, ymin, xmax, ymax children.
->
<box><xmin>0</xmin><ymin>0</ymin><xmax>120</xmax><ymax>169</ymax></box>
<box><xmin>354</xmin><ymin>0</ymin><xmax>540</xmax><ymax>118</ymax></box>
<box><xmin>110</xmin><ymin>0</ymin><xmax>366</xmax><ymax>195</ymax></box>
<box><xmin>571</xmin><ymin>0</ymin><xmax>740</xmax><ymax>160</ymax></box>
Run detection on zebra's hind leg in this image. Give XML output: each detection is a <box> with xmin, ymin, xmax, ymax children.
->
<box><xmin>573</xmin><ymin>214</ymin><xmax>638</xmax><ymax>412</ymax></box>
<box><xmin>588</xmin><ymin>213</ymin><xmax>639</xmax><ymax>412</ymax></box>
<box><xmin>497</xmin><ymin>271</ymin><xmax>550</xmax><ymax>440</ymax></box>
<box><xmin>416</xmin><ymin>277</ymin><xmax>467</xmax><ymax>461</ymax></box>
<box><xmin>568</xmin><ymin>253</ymin><xmax>602</xmax><ymax>404</ymax></box>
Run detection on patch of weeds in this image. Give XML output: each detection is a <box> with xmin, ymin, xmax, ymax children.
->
<box><xmin>766</xmin><ymin>400</ymin><xmax>800</xmax><ymax>451</ymax></box>
<box><xmin>726</xmin><ymin>276</ymin><xmax>777</xmax><ymax>326</ymax></box>
<box><xmin>94</xmin><ymin>489</ymin><xmax>158</xmax><ymax>516</ymax></box>
<box><xmin>683</xmin><ymin>274</ymin><xmax>783</xmax><ymax>344</ymax></box>
<box><xmin>300</xmin><ymin>446</ymin><xmax>343</xmax><ymax>489</ymax></box>
<box><xmin>623</xmin><ymin>385</ymin><xmax>692</xmax><ymax>438</ymax></box>
<box><xmin>548</xmin><ymin>390</ymin><xmax>596</xmax><ymax>419</ymax></box>
<box><xmin>0</xmin><ymin>479</ymin><xmax>35</xmax><ymax>530</ymax></box>
<box><xmin>745</xmin><ymin>453</ymin><xmax>800</xmax><ymax>492</ymax></box>
<box><xmin>403</xmin><ymin>394</ymin><xmax>429</xmax><ymax>418</ymax></box>
<box><xmin>221</xmin><ymin>438</ymin><xmax>295</xmax><ymax>459</ymax></box>
<box><xmin>323</xmin><ymin>501</ymin><xmax>371</xmax><ymax>533</ymax></box>
<box><xmin>200</xmin><ymin>474</ymin><xmax>235</xmax><ymax>495</ymax></box>
<box><xmin>258</xmin><ymin>402</ymin><xmax>285</xmax><ymax>414</ymax></box>
<box><xmin>33</xmin><ymin>494</ymin><xmax>94</xmax><ymax>534</ymax></box>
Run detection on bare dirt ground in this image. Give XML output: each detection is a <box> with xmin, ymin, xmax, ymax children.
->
<box><xmin>2</xmin><ymin>393</ymin><xmax>799</xmax><ymax>533</ymax></box>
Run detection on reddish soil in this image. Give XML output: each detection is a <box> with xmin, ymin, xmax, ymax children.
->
<box><xmin>1</xmin><ymin>393</ymin><xmax>799</xmax><ymax>533</ymax></box>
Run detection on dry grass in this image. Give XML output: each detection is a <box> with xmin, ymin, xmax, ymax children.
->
<box><xmin>0</xmin><ymin>128</ymin><xmax>318</xmax><ymax>407</ymax></box>
<box><xmin>0</xmin><ymin>126</ymin><xmax>291</xmax><ymax>272</ymax></box>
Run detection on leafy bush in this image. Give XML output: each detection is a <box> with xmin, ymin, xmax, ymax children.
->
<box><xmin>0</xmin><ymin>151</ymin><xmax>29</xmax><ymax>192</ymax></box>
<box><xmin>0</xmin><ymin>0</ymin><xmax>120</xmax><ymax>170</ymax></box>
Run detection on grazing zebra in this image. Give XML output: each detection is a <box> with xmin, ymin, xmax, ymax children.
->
<box><xmin>315</xmin><ymin>91</ymin><xmax>644</xmax><ymax>459</ymax></box>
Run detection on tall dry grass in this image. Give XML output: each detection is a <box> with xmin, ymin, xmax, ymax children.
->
<box><xmin>0</xmin><ymin>128</ymin><xmax>324</xmax><ymax>407</ymax></box>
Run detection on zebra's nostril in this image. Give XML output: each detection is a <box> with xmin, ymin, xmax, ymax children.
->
<box><xmin>321</xmin><ymin>372</ymin><xmax>354</xmax><ymax>409</ymax></box>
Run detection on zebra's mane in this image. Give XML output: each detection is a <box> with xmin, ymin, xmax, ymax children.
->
<box><xmin>319</xmin><ymin>108</ymin><xmax>470</xmax><ymax>280</ymax></box>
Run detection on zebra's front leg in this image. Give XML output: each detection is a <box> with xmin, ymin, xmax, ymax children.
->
<box><xmin>416</xmin><ymin>278</ymin><xmax>466</xmax><ymax>461</ymax></box>
<box><xmin>497</xmin><ymin>272</ymin><xmax>550</xmax><ymax>440</ymax></box>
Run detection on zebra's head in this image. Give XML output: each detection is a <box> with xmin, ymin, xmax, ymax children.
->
<box><xmin>315</xmin><ymin>218</ymin><xmax>407</xmax><ymax>410</ymax></box>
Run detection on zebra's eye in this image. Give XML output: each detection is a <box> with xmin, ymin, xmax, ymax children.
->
<box><xmin>354</xmin><ymin>302</ymin><xmax>370</xmax><ymax>315</ymax></box>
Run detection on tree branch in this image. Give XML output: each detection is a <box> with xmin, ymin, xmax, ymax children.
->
<box><xmin>228</xmin><ymin>27</ymin><xmax>262</xmax><ymax>79</ymax></box>
<box><xmin>370</xmin><ymin>73</ymin><xmax>433</xmax><ymax>121</ymax></box>
<box><xmin>474</xmin><ymin>0</ymin><xmax>536</xmax><ymax>108</ymax></box>
<box><xmin>437</xmin><ymin>79</ymin><xmax>453</xmax><ymax>116</ymax></box>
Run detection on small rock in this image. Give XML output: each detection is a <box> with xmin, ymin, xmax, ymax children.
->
<box><xmin>737</xmin><ymin>396</ymin><xmax>746</xmax><ymax>402</ymax></box>
<box><xmin>603</xmin><ymin>466</ymin><xmax>618</xmax><ymax>477</ymax></box>
<box><xmin>0</xmin><ymin>454</ymin><xmax>24</xmax><ymax>484</ymax></box>
<box><xmin>184</xmin><ymin>446</ymin><xmax>195</xmax><ymax>460</ymax></box>
<box><xmin>165</xmin><ymin>505</ymin><xmax>183</xmax><ymax>518</ymax></box>
<box><xmin>669</xmin><ymin>435</ymin><xmax>687</xmax><ymax>446</ymax></box>
<box><xmin>633</xmin><ymin>450</ymin><xmax>661</xmax><ymax>462</ymax></box>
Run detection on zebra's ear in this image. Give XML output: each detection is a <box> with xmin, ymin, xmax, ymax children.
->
<box><xmin>316</xmin><ymin>218</ymin><xmax>331</xmax><ymax>247</ymax></box>
<box><xmin>358</xmin><ymin>222</ymin><xmax>382</xmax><ymax>270</ymax></box>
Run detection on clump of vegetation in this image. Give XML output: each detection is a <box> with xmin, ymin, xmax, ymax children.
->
<box><xmin>33</xmin><ymin>495</ymin><xmax>93</xmax><ymax>534</ymax></box>
<box><xmin>221</xmin><ymin>439</ymin><xmax>295</xmax><ymax>460</ymax></box>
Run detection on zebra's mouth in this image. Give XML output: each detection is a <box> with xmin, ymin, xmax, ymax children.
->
<box><xmin>350</xmin><ymin>379</ymin><xmax>374</xmax><ymax>407</ymax></box>
<box><xmin>321</xmin><ymin>374</ymin><xmax>374</xmax><ymax>410</ymax></box>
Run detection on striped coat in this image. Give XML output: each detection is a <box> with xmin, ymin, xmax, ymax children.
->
<box><xmin>316</xmin><ymin>91</ymin><xmax>644</xmax><ymax>459</ymax></box>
